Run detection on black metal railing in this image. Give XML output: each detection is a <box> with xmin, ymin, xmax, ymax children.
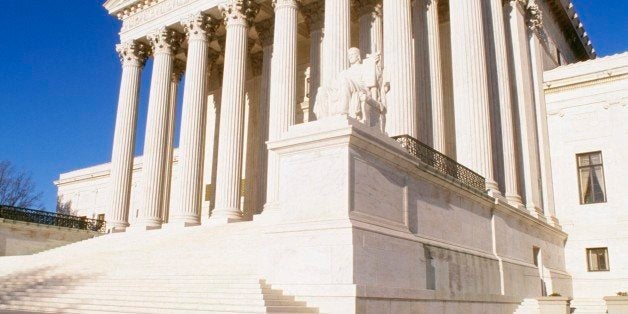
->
<box><xmin>0</xmin><ymin>205</ymin><xmax>106</xmax><ymax>233</ymax></box>
<box><xmin>392</xmin><ymin>135</ymin><xmax>486</xmax><ymax>191</ymax></box>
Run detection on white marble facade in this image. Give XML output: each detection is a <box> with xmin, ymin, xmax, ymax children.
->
<box><xmin>52</xmin><ymin>0</ymin><xmax>606</xmax><ymax>312</ymax></box>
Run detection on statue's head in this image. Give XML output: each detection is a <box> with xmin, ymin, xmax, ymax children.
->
<box><xmin>348</xmin><ymin>47</ymin><xmax>361</xmax><ymax>64</ymax></box>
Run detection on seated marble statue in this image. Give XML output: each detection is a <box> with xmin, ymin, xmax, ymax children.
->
<box><xmin>314</xmin><ymin>47</ymin><xmax>388</xmax><ymax>133</ymax></box>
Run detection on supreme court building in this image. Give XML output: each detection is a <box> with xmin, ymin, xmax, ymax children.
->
<box><xmin>19</xmin><ymin>0</ymin><xmax>625</xmax><ymax>313</ymax></box>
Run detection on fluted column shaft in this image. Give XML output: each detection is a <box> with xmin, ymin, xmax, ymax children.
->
<box><xmin>108</xmin><ymin>42</ymin><xmax>149</xmax><ymax>231</ymax></box>
<box><xmin>323</xmin><ymin>0</ymin><xmax>351</xmax><ymax>83</ymax></box>
<box><xmin>413</xmin><ymin>0</ymin><xmax>445</xmax><ymax>151</ymax></box>
<box><xmin>253</xmin><ymin>21</ymin><xmax>273</xmax><ymax>214</ymax></box>
<box><xmin>170</xmin><ymin>13</ymin><xmax>217</xmax><ymax>226</ymax></box>
<box><xmin>303</xmin><ymin>2</ymin><xmax>324</xmax><ymax>120</ymax></box>
<box><xmin>357</xmin><ymin>0</ymin><xmax>383</xmax><ymax>58</ymax></box>
<box><xmin>212</xmin><ymin>1</ymin><xmax>258</xmax><ymax>223</ymax></box>
<box><xmin>162</xmin><ymin>60</ymin><xmax>184</xmax><ymax>223</ymax></box>
<box><xmin>490</xmin><ymin>0</ymin><xmax>522</xmax><ymax>207</ymax></box>
<box><xmin>506</xmin><ymin>0</ymin><xmax>542</xmax><ymax>214</ymax></box>
<box><xmin>264</xmin><ymin>0</ymin><xmax>299</xmax><ymax>214</ymax></box>
<box><xmin>138</xmin><ymin>28</ymin><xmax>182</xmax><ymax>229</ymax></box>
<box><xmin>449</xmin><ymin>0</ymin><xmax>498</xmax><ymax>192</ymax></box>
<box><xmin>383</xmin><ymin>0</ymin><xmax>418</xmax><ymax>138</ymax></box>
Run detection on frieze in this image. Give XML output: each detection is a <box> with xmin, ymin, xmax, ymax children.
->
<box><xmin>121</xmin><ymin>0</ymin><xmax>198</xmax><ymax>33</ymax></box>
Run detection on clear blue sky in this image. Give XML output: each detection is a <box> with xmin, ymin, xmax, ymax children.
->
<box><xmin>0</xmin><ymin>1</ymin><xmax>626</xmax><ymax>212</ymax></box>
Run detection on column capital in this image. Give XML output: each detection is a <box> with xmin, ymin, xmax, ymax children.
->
<box><xmin>171</xmin><ymin>59</ymin><xmax>186</xmax><ymax>82</ymax></box>
<box><xmin>272</xmin><ymin>0</ymin><xmax>301</xmax><ymax>9</ymax></box>
<box><xmin>147</xmin><ymin>27</ymin><xmax>183</xmax><ymax>55</ymax></box>
<box><xmin>526</xmin><ymin>2</ymin><xmax>543</xmax><ymax>32</ymax></box>
<box><xmin>181</xmin><ymin>12</ymin><xmax>219</xmax><ymax>42</ymax></box>
<box><xmin>116</xmin><ymin>41</ymin><xmax>150</xmax><ymax>67</ymax></box>
<box><xmin>255</xmin><ymin>19</ymin><xmax>274</xmax><ymax>47</ymax></box>
<box><xmin>220</xmin><ymin>0</ymin><xmax>259</xmax><ymax>27</ymax></box>
<box><xmin>302</xmin><ymin>1</ymin><xmax>324</xmax><ymax>32</ymax></box>
<box><xmin>352</xmin><ymin>0</ymin><xmax>382</xmax><ymax>19</ymax></box>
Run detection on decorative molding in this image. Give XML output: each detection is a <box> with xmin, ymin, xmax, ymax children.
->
<box><xmin>120</xmin><ymin>0</ymin><xmax>197</xmax><ymax>32</ymax></box>
<box><xmin>115</xmin><ymin>41</ymin><xmax>151</xmax><ymax>67</ymax></box>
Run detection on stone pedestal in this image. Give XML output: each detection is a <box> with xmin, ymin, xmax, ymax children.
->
<box><xmin>605</xmin><ymin>296</ymin><xmax>628</xmax><ymax>314</ymax></box>
<box><xmin>537</xmin><ymin>296</ymin><xmax>571</xmax><ymax>314</ymax></box>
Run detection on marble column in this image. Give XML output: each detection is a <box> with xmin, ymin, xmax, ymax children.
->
<box><xmin>383</xmin><ymin>0</ymin><xmax>418</xmax><ymax>138</ymax></box>
<box><xmin>211</xmin><ymin>0</ymin><xmax>258</xmax><ymax>223</ymax></box>
<box><xmin>506</xmin><ymin>0</ymin><xmax>542</xmax><ymax>215</ymax></box>
<box><xmin>263</xmin><ymin>0</ymin><xmax>299</xmax><ymax>215</ymax></box>
<box><xmin>355</xmin><ymin>0</ymin><xmax>383</xmax><ymax>59</ymax></box>
<box><xmin>302</xmin><ymin>2</ymin><xmax>324</xmax><ymax>120</ymax></box>
<box><xmin>169</xmin><ymin>13</ymin><xmax>218</xmax><ymax>227</ymax></box>
<box><xmin>252</xmin><ymin>19</ymin><xmax>274</xmax><ymax>214</ymax></box>
<box><xmin>449</xmin><ymin>0</ymin><xmax>499</xmax><ymax>193</ymax></box>
<box><xmin>527</xmin><ymin>5</ymin><xmax>557</xmax><ymax>224</ymax></box>
<box><xmin>413</xmin><ymin>0</ymin><xmax>445</xmax><ymax>151</ymax></box>
<box><xmin>162</xmin><ymin>59</ymin><xmax>185</xmax><ymax>224</ymax></box>
<box><xmin>489</xmin><ymin>0</ymin><xmax>523</xmax><ymax>207</ymax></box>
<box><xmin>322</xmin><ymin>0</ymin><xmax>351</xmax><ymax>84</ymax></box>
<box><xmin>201</xmin><ymin>52</ymin><xmax>222</xmax><ymax>222</ymax></box>
<box><xmin>108</xmin><ymin>41</ymin><xmax>149</xmax><ymax>232</ymax></box>
<box><xmin>136</xmin><ymin>28</ymin><xmax>182</xmax><ymax>230</ymax></box>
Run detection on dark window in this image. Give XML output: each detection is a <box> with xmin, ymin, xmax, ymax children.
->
<box><xmin>577</xmin><ymin>152</ymin><xmax>607</xmax><ymax>204</ymax></box>
<box><xmin>586</xmin><ymin>248</ymin><xmax>610</xmax><ymax>271</ymax></box>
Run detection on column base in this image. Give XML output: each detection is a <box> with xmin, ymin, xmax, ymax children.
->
<box><xmin>108</xmin><ymin>221</ymin><xmax>130</xmax><ymax>233</ymax></box>
<box><xmin>526</xmin><ymin>205</ymin><xmax>545</xmax><ymax>219</ymax></box>
<box><xmin>505</xmin><ymin>194</ymin><xmax>524</xmax><ymax>209</ymax></box>
<box><xmin>546</xmin><ymin>215</ymin><xmax>561</xmax><ymax>228</ymax></box>
<box><xmin>207</xmin><ymin>208</ymin><xmax>244</xmax><ymax>225</ymax></box>
<box><xmin>167</xmin><ymin>214</ymin><xmax>201</xmax><ymax>228</ymax></box>
<box><xmin>127</xmin><ymin>218</ymin><xmax>162</xmax><ymax>232</ymax></box>
<box><xmin>254</xmin><ymin>202</ymin><xmax>281</xmax><ymax>224</ymax></box>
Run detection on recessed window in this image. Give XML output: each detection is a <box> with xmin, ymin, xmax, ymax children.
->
<box><xmin>577</xmin><ymin>152</ymin><xmax>607</xmax><ymax>204</ymax></box>
<box><xmin>586</xmin><ymin>248</ymin><xmax>609</xmax><ymax>271</ymax></box>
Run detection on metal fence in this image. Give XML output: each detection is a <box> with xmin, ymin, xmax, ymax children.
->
<box><xmin>392</xmin><ymin>135</ymin><xmax>486</xmax><ymax>192</ymax></box>
<box><xmin>0</xmin><ymin>205</ymin><xmax>106</xmax><ymax>233</ymax></box>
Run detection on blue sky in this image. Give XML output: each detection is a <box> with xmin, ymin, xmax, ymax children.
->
<box><xmin>0</xmin><ymin>1</ymin><xmax>626</xmax><ymax>212</ymax></box>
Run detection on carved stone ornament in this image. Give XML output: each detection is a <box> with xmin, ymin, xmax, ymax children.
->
<box><xmin>526</xmin><ymin>1</ymin><xmax>543</xmax><ymax>32</ymax></box>
<box><xmin>272</xmin><ymin>0</ymin><xmax>300</xmax><ymax>10</ymax></box>
<box><xmin>220</xmin><ymin>0</ymin><xmax>260</xmax><ymax>27</ymax></box>
<box><xmin>314</xmin><ymin>48</ymin><xmax>388</xmax><ymax>133</ymax></box>
<box><xmin>352</xmin><ymin>0</ymin><xmax>382</xmax><ymax>20</ymax></box>
<box><xmin>147</xmin><ymin>27</ymin><xmax>183</xmax><ymax>55</ymax></box>
<box><xmin>115</xmin><ymin>41</ymin><xmax>150</xmax><ymax>67</ymax></box>
<box><xmin>302</xmin><ymin>1</ymin><xmax>324</xmax><ymax>32</ymax></box>
<box><xmin>255</xmin><ymin>19</ymin><xmax>274</xmax><ymax>47</ymax></box>
<box><xmin>181</xmin><ymin>12</ymin><xmax>219</xmax><ymax>42</ymax></box>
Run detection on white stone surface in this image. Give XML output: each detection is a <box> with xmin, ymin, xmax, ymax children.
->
<box><xmin>545</xmin><ymin>52</ymin><xmax>628</xmax><ymax>305</ymax></box>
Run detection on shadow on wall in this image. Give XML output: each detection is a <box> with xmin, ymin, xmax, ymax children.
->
<box><xmin>0</xmin><ymin>266</ymin><xmax>90</xmax><ymax>311</ymax></box>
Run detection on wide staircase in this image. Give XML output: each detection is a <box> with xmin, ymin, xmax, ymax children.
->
<box><xmin>571</xmin><ymin>298</ymin><xmax>607</xmax><ymax>314</ymax></box>
<box><xmin>0</xmin><ymin>222</ymin><xmax>319</xmax><ymax>313</ymax></box>
<box><xmin>513</xmin><ymin>298</ymin><xmax>540</xmax><ymax>314</ymax></box>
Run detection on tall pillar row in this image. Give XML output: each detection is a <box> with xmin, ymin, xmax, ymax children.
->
<box><xmin>413</xmin><ymin>0</ymin><xmax>445</xmax><ymax>152</ymax></box>
<box><xmin>449</xmin><ymin>0</ymin><xmax>499</xmax><ymax>195</ymax></box>
<box><xmin>355</xmin><ymin>0</ymin><xmax>383</xmax><ymax>59</ymax></box>
<box><xmin>169</xmin><ymin>12</ymin><xmax>218</xmax><ymax>227</ymax></box>
<box><xmin>302</xmin><ymin>2</ymin><xmax>324</xmax><ymax>120</ymax></box>
<box><xmin>211</xmin><ymin>0</ymin><xmax>259</xmax><ymax>224</ymax></box>
<box><xmin>322</xmin><ymin>0</ymin><xmax>351</xmax><ymax>84</ymax></box>
<box><xmin>488</xmin><ymin>0</ymin><xmax>523</xmax><ymax>207</ymax></box>
<box><xmin>251</xmin><ymin>19</ymin><xmax>274</xmax><ymax>215</ymax></box>
<box><xmin>263</xmin><ymin>0</ymin><xmax>300</xmax><ymax>216</ymax></box>
<box><xmin>506</xmin><ymin>0</ymin><xmax>543</xmax><ymax>216</ymax></box>
<box><xmin>108</xmin><ymin>41</ymin><xmax>149</xmax><ymax>232</ymax></box>
<box><xmin>136</xmin><ymin>28</ymin><xmax>183</xmax><ymax>230</ymax></box>
<box><xmin>383</xmin><ymin>0</ymin><xmax>418</xmax><ymax>138</ymax></box>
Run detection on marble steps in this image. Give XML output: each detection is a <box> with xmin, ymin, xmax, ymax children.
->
<box><xmin>0</xmin><ymin>293</ymin><xmax>301</xmax><ymax>305</ymax></box>
<box><xmin>571</xmin><ymin>298</ymin><xmax>607</xmax><ymax>314</ymax></box>
<box><xmin>513</xmin><ymin>298</ymin><xmax>540</xmax><ymax>314</ymax></box>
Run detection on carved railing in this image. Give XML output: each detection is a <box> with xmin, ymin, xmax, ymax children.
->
<box><xmin>0</xmin><ymin>205</ymin><xmax>106</xmax><ymax>233</ymax></box>
<box><xmin>392</xmin><ymin>135</ymin><xmax>486</xmax><ymax>192</ymax></box>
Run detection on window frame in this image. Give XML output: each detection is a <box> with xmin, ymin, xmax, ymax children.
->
<box><xmin>576</xmin><ymin>151</ymin><xmax>607</xmax><ymax>205</ymax></box>
<box><xmin>586</xmin><ymin>247</ymin><xmax>610</xmax><ymax>272</ymax></box>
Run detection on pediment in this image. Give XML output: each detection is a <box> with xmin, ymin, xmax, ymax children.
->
<box><xmin>103</xmin><ymin>0</ymin><xmax>141</xmax><ymax>14</ymax></box>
